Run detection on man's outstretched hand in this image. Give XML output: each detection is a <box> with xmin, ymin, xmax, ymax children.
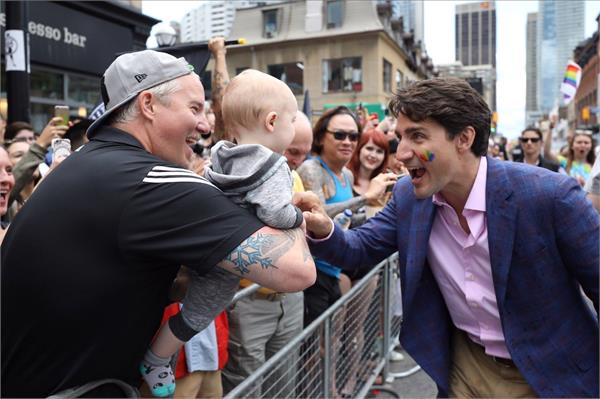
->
<box><xmin>293</xmin><ymin>191</ymin><xmax>333</xmax><ymax>239</ymax></box>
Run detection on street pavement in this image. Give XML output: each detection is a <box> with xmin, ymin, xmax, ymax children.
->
<box><xmin>370</xmin><ymin>349</ymin><xmax>437</xmax><ymax>399</ymax></box>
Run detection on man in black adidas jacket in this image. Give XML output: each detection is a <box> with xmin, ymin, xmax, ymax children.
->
<box><xmin>1</xmin><ymin>50</ymin><xmax>315</xmax><ymax>397</ymax></box>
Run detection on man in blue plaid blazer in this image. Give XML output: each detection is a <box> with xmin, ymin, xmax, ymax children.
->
<box><xmin>298</xmin><ymin>78</ymin><xmax>599</xmax><ymax>397</ymax></box>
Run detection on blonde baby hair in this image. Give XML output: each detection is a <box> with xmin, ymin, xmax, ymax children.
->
<box><xmin>222</xmin><ymin>69</ymin><xmax>295</xmax><ymax>138</ymax></box>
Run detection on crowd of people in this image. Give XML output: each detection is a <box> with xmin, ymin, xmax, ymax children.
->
<box><xmin>0</xmin><ymin>36</ymin><xmax>598</xmax><ymax>399</ymax></box>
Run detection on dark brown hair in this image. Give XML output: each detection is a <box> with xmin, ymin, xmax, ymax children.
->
<box><xmin>312</xmin><ymin>106</ymin><xmax>361</xmax><ymax>155</ymax></box>
<box><xmin>521</xmin><ymin>127</ymin><xmax>542</xmax><ymax>140</ymax></box>
<box><xmin>389</xmin><ymin>77</ymin><xmax>491</xmax><ymax>156</ymax></box>
<box><xmin>5</xmin><ymin>121</ymin><xmax>34</xmax><ymax>141</ymax></box>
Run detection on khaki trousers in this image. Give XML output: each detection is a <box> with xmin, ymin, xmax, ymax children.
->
<box><xmin>222</xmin><ymin>292</ymin><xmax>304</xmax><ymax>397</ymax></box>
<box><xmin>449</xmin><ymin>329</ymin><xmax>537</xmax><ymax>398</ymax></box>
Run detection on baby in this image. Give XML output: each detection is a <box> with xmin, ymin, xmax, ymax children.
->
<box><xmin>140</xmin><ymin>69</ymin><xmax>302</xmax><ymax>397</ymax></box>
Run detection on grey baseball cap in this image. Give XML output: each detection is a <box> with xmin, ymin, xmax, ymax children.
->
<box><xmin>87</xmin><ymin>50</ymin><xmax>193</xmax><ymax>138</ymax></box>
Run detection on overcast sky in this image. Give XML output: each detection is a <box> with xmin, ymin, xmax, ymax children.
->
<box><xmin>142</xmin><ymin>0</ymin><xmax>600</xmax><ymax>138</ymax></box>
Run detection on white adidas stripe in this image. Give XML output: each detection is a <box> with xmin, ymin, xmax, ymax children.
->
<box><xmin>152</xmin><ymin>165</ymin><xmax>197</xmax><ymax>175</ymax></box>
<box><xmin>142</xmin><ymin>165</ymin><xmax>219</xmax><ymax>190</ymax></box>
<box><xmin>143</xmin><ymin>177</ymin><xmax>218</xmax><ymax>187</ymax></box>
<box><xmin>147</xmin><ymin>171</ymin><xmax>203</xmax><ymax>177</ymax></box>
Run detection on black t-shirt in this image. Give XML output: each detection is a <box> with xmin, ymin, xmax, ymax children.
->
<box><xmin>1</xmin><ymin>127</ymin><xmax>263</xmax><ymax>397</ymax></box>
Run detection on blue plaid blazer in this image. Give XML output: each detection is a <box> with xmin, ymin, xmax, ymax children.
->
<box><xmin>310</xmin><ymin>156</ymin><xmax>599</xmax><ymax>397</ymax></box>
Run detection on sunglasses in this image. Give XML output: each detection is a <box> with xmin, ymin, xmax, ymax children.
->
<box><xmin>327</xmin><ymin>130</ymin><xmax>360</xmax><ymax>142</ymax></box>
<box><xmin>519</xmin><ymin>137</ymin><xmax>541</xmax><ymax>143</ymax></box>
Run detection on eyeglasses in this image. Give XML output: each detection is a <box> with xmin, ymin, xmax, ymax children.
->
<box><xmin>326</xmin><ymin>130</ymin><xmax>360</xmax><ymax>142</ymax></box>
<box><xmin>519</xmin><ymin>137</ymin><xmax>541</xmax><ymax>143</ymax></box>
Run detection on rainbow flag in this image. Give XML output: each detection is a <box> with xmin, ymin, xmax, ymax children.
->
<box><xmin>560</xmin><ymin>61</ymin><xmax>582</xmax><ymax>105</ymax></box>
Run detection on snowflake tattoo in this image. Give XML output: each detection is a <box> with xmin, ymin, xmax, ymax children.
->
<box><xmin>227</xmin><ymin>233</ymin><xmax>275</xmax><ymax>274</ymax></box>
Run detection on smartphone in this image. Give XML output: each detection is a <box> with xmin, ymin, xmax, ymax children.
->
<box><xmin>52</xmin><ymin>138</ymin><xmax>71</xmax><ymax>162</ymax></box>
<box><xmin>54</xmin><ymin>105</ymin><xmax>70</xmax><ymax>126</ymax></box>
<box><xmin>38</xmin><ymin>162</ymin><xmax>50</xmax><ymax>178</ymax></box>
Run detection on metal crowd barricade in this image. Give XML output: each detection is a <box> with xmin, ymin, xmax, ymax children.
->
<box><xmin>224</xmin><ymin>253</ymin><xmax>414</xmax><ymax>399</ymax></box>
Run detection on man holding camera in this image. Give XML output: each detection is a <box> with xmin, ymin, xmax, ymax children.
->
<box><xmin>1</xmin><ymin>50</ymin><xmax>315</xmax><ymax>397</ymax></box>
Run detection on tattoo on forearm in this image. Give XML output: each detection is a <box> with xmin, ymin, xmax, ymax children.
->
<box><xmin>224</xmin><ymin>230</ymin><xmax>297</xmax><ymax>275</ymax></box>
<box><xmin>298</xmin><ymin>164</ymin><xmax>327</xmax><ymax>204</ymax></box>
<box><xmin>298</xmin><ymin>162</ymin><xmax>364</xmax><ymax>217</ymax></box>
<box><xmin>286</xmin><ymin>229</ymin><xmax>312</xmax><ymax>264</ymax></box>
<box><xmin>267</xmin><ymin>229</ymin><xmax>297</xmax><ymax>260</ymax></box>
<box><xmin>211</xmin><ymin>71</ymin><xmax>229</xmax><ymax>107</ymax></box>
<box><xmin>211</xmin><ymin>68</ymin><xmax>229</xmax><ymax>140</ymax></box>
<box><xmin>225</xmin><ymin>233</ymin><xmax>277</xmax><ymax>275</ymax></box>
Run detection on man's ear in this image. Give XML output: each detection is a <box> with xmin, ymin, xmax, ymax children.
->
<box><xmin>138</xmin><ymin>91</ymin><xmax>156</xmax><ymax>121</ymax></box>
<box><xmin>265</xmin><ymin>112</ymin><xmax>277</xmax><ymax>133</ymax></box>
<box><xmin>456</xmin><ymin>126</ymin><xmax>476</xmax><ymax>153</ymax></box>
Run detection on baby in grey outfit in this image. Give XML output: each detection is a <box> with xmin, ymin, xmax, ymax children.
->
<box><xmin>205</xmin><ymin>140</ymin><xmax>302</xmax><ymax>227</ymax></box>
<box><xmin>141</xmin><ymin>69</ymin><xmax>302</xmax><ymax>397</ymax></box>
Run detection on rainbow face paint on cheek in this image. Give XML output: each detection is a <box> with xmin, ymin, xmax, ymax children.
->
<box><xmin>417</xmin><ymin>150</ymin><xmax>435</xmax><ymax>162</ymax></box>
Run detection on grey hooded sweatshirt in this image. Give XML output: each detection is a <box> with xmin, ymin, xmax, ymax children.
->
<box><xmin>204</xmin><ymin>140</ymin><xmax>303</xmax><ymax>229</ymax></box>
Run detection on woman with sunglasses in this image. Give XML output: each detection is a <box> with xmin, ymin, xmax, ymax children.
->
<box><xmin>517</xmin><ymin>127</ymin><xmax>560</xmax><ymax>172</ymax></box>
<box><xmin>297</xmin><ymin>106</ymin><xmax>396</xmax><ymax>226</ymax></box>
<box><xmin>296</xmin><ymin>107</ymin><xmax>395</xmax><ymax>318</ymax></box>
<box><xmin>297</xmin><ymin>106</ymin><xmax>395</xmax><ymax>396</ymax></box>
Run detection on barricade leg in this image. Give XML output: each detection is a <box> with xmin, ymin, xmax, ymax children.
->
<box><xmin>339</xmin><ymin>277</ymin><xmax>379</xmax><ymax>397</ymax></box>
<box><xmin>296</xmin><ymin>326</ymin><xmax>324</xmax><ymax>398</ymax></box>
<box><xmin>323</xmin><ymin>317</ymin><xmax>333</xmax><ymax>398</ymax></box>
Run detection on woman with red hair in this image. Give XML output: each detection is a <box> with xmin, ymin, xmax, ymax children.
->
<box><xmin>348</xmin><ymin>129</ymin><xmax>391</xmax><ymax>216</ymax></box>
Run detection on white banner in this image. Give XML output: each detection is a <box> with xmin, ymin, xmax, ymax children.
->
<box><xmin>5</xmin><ymin>30</ymin><xmax>26</xmax><ymax>72</ymax></box>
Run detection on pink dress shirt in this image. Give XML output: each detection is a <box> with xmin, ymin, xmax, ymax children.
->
<box><xmin>428</xmin><ymin>157</ymin><xmax>511</xmax><ymax>359</ymax></box>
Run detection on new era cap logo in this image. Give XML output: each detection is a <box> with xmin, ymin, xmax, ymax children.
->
<box><xmin>134</xmin><ymin>73</ymin><xmax>148</xmax><ymax>83</ymax></box>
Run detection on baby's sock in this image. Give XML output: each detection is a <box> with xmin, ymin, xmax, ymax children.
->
<box><xmin>140</xmin><ymin>349</ymin><xmax>175</xmax><ymax>397</ymax></box>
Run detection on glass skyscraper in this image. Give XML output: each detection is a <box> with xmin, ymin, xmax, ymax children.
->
<box><xmin>391</xmin><ymin>0</ymin><xmax>425</xmax><ymax>46</ymax></box>
<box><xmin>455</xmin><ymin>1</ymin><xmax>496</xmax><ymax>68</ymax></box>
<box><xmin>536</xmin><ymin>0</ymin><xmax>584</xmax><ymax>113</ymax></box>
<box><xmin>453</xmin><ymin>1</ymin><xmax>497</xmax><ymax>110</ymax></box>
<box><xmin>526</xmin><ymin>13</ymin><xmax>538</xmax><ymax>112</ymax></box>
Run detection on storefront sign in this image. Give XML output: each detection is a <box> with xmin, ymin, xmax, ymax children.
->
<box><xmin>1</xmin><ymin>2</ymin><xmax>134</xmax><ymax>75</ymax></box>
<box><xmin>27</xmin><ymin>22</ymin><xmax>87</xmax><ymax>48</ymax></box>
